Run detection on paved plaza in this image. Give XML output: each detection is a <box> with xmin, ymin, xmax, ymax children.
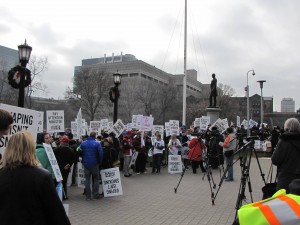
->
<box><xmin>66</xmin><ymin>156</ymin><xmax>274</xmax><ymax>225</ymax></box>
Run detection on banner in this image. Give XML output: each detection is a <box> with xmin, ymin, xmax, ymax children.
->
<box><xmin>101</xmin><ymin>168</ymin><xmax>123</xmax><ymax>197</ymax></box>
<box><xmin>107</xmin><ymin>119</ymin><xmax>126</xmax><ymax>138</ymax></box>
<box><xmin>46</xmin><ymin>110</ymin><xmax>64</xmax><ymax>133</ymax></box>
<box><xmin>168</xmin><ymin>155</ymin><xmax>183</xmax><ymax>174</ymax></box>
<box><xmin>43</xmin><ymin>143</ymin><xmax>63</xmax><ymax>182</ymax></box>
<box><xmin>0</xmin><ymin>103</ymin><xmax>40</xmax><ymax>153</ymax></box>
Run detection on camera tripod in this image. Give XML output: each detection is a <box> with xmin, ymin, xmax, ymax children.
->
<box><xmin>201</xmin><ymin>147</ymin><xmax>217</xmax><ymax>205</ymax></box>
<box><xmin>211</xmin><ymin>138</ymin><xmax>266</xmax><ymax>223</ymax></box>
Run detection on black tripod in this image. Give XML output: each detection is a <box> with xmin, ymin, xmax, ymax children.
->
<box><xmin>202</xmin><ymin>147</ymin><xmax>217</xmax><ymax>204</ymax></box>
<box><xmin>174</xmin><ymin>167</ymin><xmax>186</xmax><ymax>193</ymax></box>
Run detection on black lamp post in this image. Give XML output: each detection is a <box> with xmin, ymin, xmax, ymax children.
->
<box><xmin>109</xmin><ymin>72</ymin><xmax>121</xmax><ymax>123</ymax></box>
<box><xmin>18</xmin><ymin>40</ymin><xmax>32</xmax><ymax>107</ymax></box>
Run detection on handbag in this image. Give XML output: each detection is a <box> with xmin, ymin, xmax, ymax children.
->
<box><xmin>262</xmin><ymin>162</ymin><xmax>277</xmax><ymax>199</ymax></box>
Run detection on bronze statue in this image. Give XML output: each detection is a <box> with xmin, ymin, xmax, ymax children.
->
<box><xmin>209</xmin><ymin>73</ymin><xmax>217</xmax><ymax>107</ymax></box>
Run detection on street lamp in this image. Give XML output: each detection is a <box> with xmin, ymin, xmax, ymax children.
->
<box><xmin>257</xmin><ymin>80</ymin><xmax>266</xmax><ymax>127</ymax></box>
<box><xmin>109</xmin><ymin>72</ymin><xmax>121</xmax><ymax>123</ymax></box>
<box><xmin>18</xmin><ymin>40</ymin><xmax>32</xmax><ymax>107</ymax></box>
<box><xmin>246</xmin><ymin>69</ymin><xmax>255</xmax><ymax>137</ymax></box>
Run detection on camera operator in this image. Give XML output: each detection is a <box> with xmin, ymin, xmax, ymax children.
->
<box><xmin>188</xmin><ymin>136</ymin><xmax>206</xmax><ymax>174</ymax></box>
<box><xmin>236</xmin><ymin>125</ymin><xmax>247</xmax><ymax>148</ymax></box>
<box><xmin>208</xmin><ymin>127</ymin><xmax>224</xmax><ymax>169</ymax></box>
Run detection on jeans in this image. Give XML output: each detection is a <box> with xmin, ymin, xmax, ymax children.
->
<box><xmin>84</xmin><ymin>164</ymin><xmax>100</xmax><ymax>199</ymax></box>
<box><xmin>123</xmin><ymin>155</ymin><xmax>132</xmax><ymax>175</ymax></box>
<box><xmin>152</xmin><ymin>153</ymin><xmax>163</xmax><ymax>172</ymax></box>
<box><xmin>226</xmin><ymin>155</ymin><xmax>234</xmax><ymax>180</ymax></box>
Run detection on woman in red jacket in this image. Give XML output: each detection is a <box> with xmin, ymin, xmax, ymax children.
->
<box><xmin>188</xmin><ymin>137</ymin><xmax>206</xmax><ymax>174</ymax></box>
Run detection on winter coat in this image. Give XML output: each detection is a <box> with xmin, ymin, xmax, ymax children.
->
<box><xmin>80</xmin><ymin>137</ymin><xmax>103</xmax><ymax>167</ymax></box>
<box><xmin>272</xmin><ymin>132</ymin><xmax>300</xmax><ymax>193</ymax></box>
<box><xmin>121</xmin><ymin>137</ymin><xmax>133</xmax><ymax>156</ymax></box>
<box><xmin>188</xmin><ymin>138</ymin><xmax>205</xmax><ymax>161</ymax></box>
<box><xmin>0</xmin><ymin>165</ymin><xmax>70</xmax><ymax>225</ymax></box>
<box><xmin>53</xmin><ymin>144</ymin><xmax>76</xmax><ymax>172</ymax></box>
<box><xmin>35</xmin><ymin>143</ymin><xmax>55</xmax><ymax>179</ymax></box>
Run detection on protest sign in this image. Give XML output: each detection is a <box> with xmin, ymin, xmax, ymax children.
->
<box><xmin>77</xmin><ymin>162</ymin><xmax>85</xmax><ymax>188</ymax></box>
<box><xmin>71</xmin><ymin>121</ymin><xmax>78</xmax><ymax>139</ymax></box>
<box><xmin>90</xmin><ymin>121</ymin><xmax>101</xmax><ymax>132</ymax></box>
<box><xmin>165</xmin><ymin>122</ymin><xmax>170</xmax><ymax>137</ymax></box>
<box><xmin>169</xmin><ymin>120</ymin><xmax>179</xmax><ymax>135</ymax></box>
<box><xmin>237</xmin><ymin>116</ymin><xmax>241</xmax><ymax>127</ymax></box>
<box><xmin>200</xmin><ymin>116</ymin><xmax>210</xmax><ymax>130</ymax></box>
<box><xmin>194</xmin><ymin>118</ymin><xmax>201</xmax><ymax>127</ymax></box>
<box><xmin>129</xmin><ymin>151</ymin><xmax>139</xmax><ymax>168</ymax></box>
<box><xmin>249</xmin><ymin>119</ymin><xmax>258</xmax><ymax>129</ymax></box>
<box><xmin>100</xmin><ymin>119</ymin><xmax>109</xmax><ymax>132</ymax></box>
<box><xmin>152</xmin><ymin>125</ymin><xmax>164</xmax><ymax>138</ymax></box>
<box><xmin>210</xmin><ymin>118</ymin><xmax>226</xmax><ymax>133</ymax></box>
<box><xmin>141</xmin><ymin>116</ymin><xmax>153</xmax><ymax>131</ymax></box>
<box><xmin>101</xmin><ymin>168</ymin><xmax>123</xmax><ymax>197</ymax></box>
<box><xmin>107</xmin><ymin>119</ymin><xmax>126</xmax><ymax>138</ymax></box>
<box><xmin>168</xmin><ymin>155</ymin><xmax>183</xmax><ymax>174</ymax></box>
<box><xmin>46</xmin><ymin>110</ymin><xmax>64</xmax><ymax>133</ymax></box>
<box><xmin>0</xmin><ymin>103</ymin><xmax>40</xmax><ymax>153</ymax></box>
<box><xmin>126</xmin><ymin>123</ymin><xmax>133</xmax><ymax>131</ymax></box>
<box><xmin>37</xmin><ymin>111</ymin><xmax>44</xmax><ymax>133</ymax></box>
<box><xmin>43</xmin><ymin>143</ymin><xmax>63</xmax><ymax>182</ymax></box>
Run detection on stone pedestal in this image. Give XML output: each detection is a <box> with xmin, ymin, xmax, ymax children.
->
<box><xmin>206</xmin><ymin>107</ymin><xmax>222</xmax><ymax>124</ymax></box>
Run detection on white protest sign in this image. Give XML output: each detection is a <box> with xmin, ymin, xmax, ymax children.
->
<box><xmin>136</xmin><ymin>115</ymin><xmax>143</xmax><ymax>130</ymax></box>
<box><xmin>90</xmin><ymin>121</ymin><xmax>101</xmax><ymax>132</ymax></box>
<box><xmin>194</xmin><ymin>118</ymin><xmax>201</xmax><ymax>127</ymax></box>
<box><xmin>150</xmin><ymin>137</ymin><xmax>157</xmax><ymax>146</ymax></box>
<box><xmin>254</xmin><ymin>140</ymin><xmax>261</xmax><ymax>149</ymax></box>
<box><xmin>46</xmin><ymin>110</ymin><xmax>64</xmax><ymax>133</ymax></box>
<box><xmin>107</xmin><ymin>119</ymin><xmax>126</xmax><ymax>138</ymax></box>
<box><xmin>76</xmin><ymin>108</ymin><xmax>83</xmax><ymax>138</ymax></box>
<box><xmin>168</xmin><ymin>155</ymin><xmax>183</xmax><ymax>174</ymax></box>
<box><xmin>129</xmin><ymin>151</ymin><xmax>139</xmax><ymax>168</ymax></box>
<box><xmin>108</xmin><ymin>122</ymin><xmax>113</xmax><ymax>129</ymax></box>
<box><xmin>152</xmin><ymin>125</ymin><xmax>164</xmax><ymax>138</ymax></box>
<box><xmin>200</xmin><ymin>116</ymin><xmax>210</xmax><ymax>130</ymax></box>
<box><xmin>222</xmin><ymin>118</ymin><xmax>229</xmax><ymax>130</ymax></box>
<box><xmin>43</xmin><ymin>143</ymin><xmax>63</xmax><ymax>182</ymax></box>
<box><xmin>237</xmin><ymin>116</ymin><xmax>241</xmax><ymax>127</ymax></box>
<box><xmin>100</xmin><ymin>119</ymin><xmax>109</xmax><ymax>132</ymax></box>
<box><xmin>169</xmin><ymin>120</ymin><xmax>180</xmax><ymax>135</ymax></box>
<box><xmin>71</xmin><ymin>121</ymin><xmax>78</xmax><ymax>139</ymax></box>
<box><xmin>126</xmin><ymin>123</ymin><xmax>133</xmax><ymax>131</ymax></box>
<box><xmin>210</xmin><ymin>118</ymin><xmax>226</xmax><ymax>133</ymax></box>
<box><xmin>0</xmin><ymin>103</ymin><xmax>40</xmax><ymax>154</ymax></box>
<box><xmin>37</xmin><ymin>111</ymin><xmax>44</xmax><ymax>133</ymax></box>
<box><xmin>249</xmin><ymin>119</ymin><xmax>258</xmax><ymax>129</ymax></box>
<box><xmin>141</xmin><ymin>116</ymin><xmax>153</xmax><ymax>131</ymax></box>
<box><xmin>241</xmin><ymin>119</ymin><xmax>248</xmax><ymax>129</ymax></box>
<box><xmin>165</xmin><ymin>122</ymin><xmax>170</xmax><ymax>137</ymax></box>
<box><xmin>101</xmin><ymin>168</ymin><xmax>123</xmax><ymax>197</ymax></box>
<box><xmin>132</xmin><ymin>115</ymin><xmax>137</xmax><ymax>128</ymax></box>
<box><xmin>77</xmin><ymin>162</ymin><xmax>85</xmax><ymax>188</ymax></box>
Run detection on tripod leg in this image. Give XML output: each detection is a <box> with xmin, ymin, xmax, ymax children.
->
<box><xmin>174</xmin><ymin>168</ymin><xmax>186</xmax><ymax>193</ymax></box>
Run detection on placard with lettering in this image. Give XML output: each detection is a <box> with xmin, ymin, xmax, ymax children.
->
<box><xmin>168</xmin><ymin>155</ymin><xmax>183</xmax><ymax>174</ymax></box>
<box><xmin>46</xmin><ymin>110</ymin><xmax>65</xmax><ymax>133</ymax></box>
<box><xmin>43</xmin><ymin>143</ymin><xmax>63</xmax><ymax>182</ymax></box>
<box><xmin>101</xmin><ymin>168</ymin><xmax>123</xmax><ymax>197</ymax></box>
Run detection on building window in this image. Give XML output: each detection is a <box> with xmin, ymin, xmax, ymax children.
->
<box><xmin>147</xmin><ymin>76</ymin><xmax>153</xmax><ymax>81</ymax></box>
<box><xmin>141</xmin><ymin>74</ymin><xmax>146</xmax><ymax>79</ymax></box>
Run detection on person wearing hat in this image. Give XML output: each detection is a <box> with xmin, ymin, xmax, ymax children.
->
<box><xmin>54</xmin><ymin>135</ymin><xmax>76</xmax><ymax>200</ymax></box>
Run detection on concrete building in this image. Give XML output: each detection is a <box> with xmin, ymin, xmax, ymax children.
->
<box><xmin>281</xmin><ymin>97</ymin><xmax>295</xmax><ymax>112</ymax></box>
<box><xmin>0</xmin><ymin>45</ymin><xmax>18</xmax><ymax>71</ymax></box>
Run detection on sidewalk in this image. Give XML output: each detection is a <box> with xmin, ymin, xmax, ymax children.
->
<box><xmin>66</xmin><ymin>157</ymin><xmax>274</xmax><ymax>225</ymax></box>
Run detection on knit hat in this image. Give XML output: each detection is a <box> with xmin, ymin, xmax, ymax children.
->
<box><xmin>60</xmin><ymin>136</ymin><xmax>69</xmax><ymax>143</ymax></box>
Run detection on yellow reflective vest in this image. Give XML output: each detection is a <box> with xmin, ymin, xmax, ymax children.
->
<box><xmin>238</xmin><ymin>189</ymin><xmax>300</xmax><ymax>225</ymax></box>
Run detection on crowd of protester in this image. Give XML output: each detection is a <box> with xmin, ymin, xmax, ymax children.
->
<box><xmin>2</xmin><ymin>106</ymin><xmax>300</xmax><ymax>224</ymax></box>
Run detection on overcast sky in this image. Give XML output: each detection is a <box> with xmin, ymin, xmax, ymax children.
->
<box><xmin>1</xmin><ymin>0</ymin><xmax>299</xmax><ymax>112</ymax></box>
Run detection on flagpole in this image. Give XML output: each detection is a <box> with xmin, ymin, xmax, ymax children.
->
<box><xmin>182</xmin><ymin>0</ymin><xmax>187</xmax><ymax>127</ymax></box>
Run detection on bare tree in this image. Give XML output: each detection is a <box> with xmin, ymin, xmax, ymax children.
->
<box><xmin>186</xmin><ymin>96</ymin><xmax>207</xmax><ymax>126</ymax></box>
<box><xmin>155</xmin><ymin>83</ymin><xmax>178</xmax><ymax>124</ymax></box>
<box><xmin>73</xmin><ymin>67</ymin><xmax>111</xmax><ymax>121</ymax></box>
<box><xmin>25</xmin><ymin>56</ymin><xmax>48</xmax><ymax>108</ymax></box>
<box><xmin>135</xmin><ymin>80</ymin><xmax>158</xmax><ymax>116</ymax></box>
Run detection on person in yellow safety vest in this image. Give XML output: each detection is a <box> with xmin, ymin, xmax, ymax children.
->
<box><xmin>238</xmin><ymin>189</ymin><xmax>300</xmax><ymax>225</ymax></box>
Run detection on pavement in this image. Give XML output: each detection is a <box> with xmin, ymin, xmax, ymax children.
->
<box><xmin>65</xmin><ymin>156</ymin><xmax>275</xmax><ymax>225</ymax></box>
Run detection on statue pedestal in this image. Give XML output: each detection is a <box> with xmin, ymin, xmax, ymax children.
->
<box><xmin>206</xmin><ymin>107</ymin><xmax>222</xmax><ymax>125</ymax></box>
